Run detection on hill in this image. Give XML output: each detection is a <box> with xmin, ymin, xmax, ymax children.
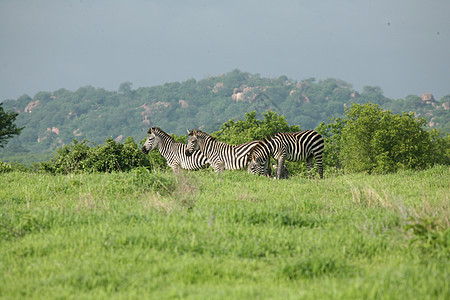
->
<box><xmin>1</xmin><ymin>69</ymin><xmax>449</xmax><ymax>162</ymax></box>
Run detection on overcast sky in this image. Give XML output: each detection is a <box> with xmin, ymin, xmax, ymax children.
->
<box><xmin>1</xmin><ymin>0</ymin><xmax>449</xmax><ymax>102</ymax></box>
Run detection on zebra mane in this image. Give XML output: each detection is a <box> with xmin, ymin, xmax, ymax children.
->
<box><xmin>188</xmin><ymin>128</ymin><xmax>215</xmax><ymax>140</ymax></box>
<box><xmin>149</xmin><ymin>127</ymin><xmax>175</xmax><ymax>142</ymax></box>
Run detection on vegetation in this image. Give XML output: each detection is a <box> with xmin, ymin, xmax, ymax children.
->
<box><xmin>38</xmin><ymin>137</ymin><xmax>151</xmax><ymax>174</ymax></box>
<box><xmin>1</xmin><ymin>166</ymin><xmax>448</xmax><ymax>299</ymax></box>
<box><xmin>1</xmin><ymin>70</ymin><xmax>449</xmax><ymax>164</ymax></box>
<box><xmin>212</xmin><ymin>110</ymin><xmax>300</xmax><ymax>144</ymax></box>
<box><xmin>2</xmin><ymin>104</ymin><xmax>444</xmax><ymax>177</ymax></box>
<box><xmin>338</xmin><ymin>103</ymin><xmax>449</xmax><ymax>173</ymax></box>
<box><xmin>0</xmin><ymin>102</ymin><xmax>24</xmax><ymax>148</ymax></box>
<box><xmin>1</xmin><ymin>91</ymin><xmax>448</xmax><ymax>297</ymax></box>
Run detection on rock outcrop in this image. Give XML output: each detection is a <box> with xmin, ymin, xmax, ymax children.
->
<box><xmin>24</xmin><ymin>100</ymin><xmax>40</xmax><ymax>113</ymax></box>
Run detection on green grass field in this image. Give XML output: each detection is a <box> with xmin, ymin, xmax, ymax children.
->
<box><xmin>1</xmin><ymin>166</ymin><xmax>449</xmax><ymax>299</ymax></box>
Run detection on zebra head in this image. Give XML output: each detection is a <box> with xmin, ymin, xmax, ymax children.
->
<box><xmin>247</xmin><ymin>140</ymin><xmax>272</xmax><ymax>177</ymax></box>
<box><xmin>185</xmin><ymin>129</ymin><xmax>199</xmax><ymax>157</ymax></box>
<box><xmin>247</xmin><ymin>150</ymin><xmax>271</xmax><ymax>177</ymax></box>
<box><xmin>142</xmin><ymin>127</ymin><xmax>158</xmax><ymax>154</ymax></box>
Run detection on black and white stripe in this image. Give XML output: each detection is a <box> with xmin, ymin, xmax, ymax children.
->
<box><xmin>142</xmin><ymin>127</ymin><xmax>209</xmax><ymax>172</ymax></box>
<box><xmin>185</xmin><ymin>129</ymin><xmax>261</xmax><ymax>172</ymax></box>
<box><xmin>248</xmin><ymin>130</ymin><xmax>324</xmax><ymax>179</ymax></box>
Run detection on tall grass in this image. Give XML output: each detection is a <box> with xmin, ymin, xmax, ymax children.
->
<box><xmin>0</xmin><ymin>166</ymin><xmax>448</xmax><ymax>299</ymax></box>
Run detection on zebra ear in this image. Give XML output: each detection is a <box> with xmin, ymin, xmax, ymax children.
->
<box><xmin>187</xmin><ymin>129</ymin><xmax>192</xmax><ymax>135</ymax></box>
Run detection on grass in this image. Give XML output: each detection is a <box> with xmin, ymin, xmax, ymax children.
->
<box><xmin>0</xmin><ymin>166</ymin><xmax>449</xmax><ymax>299</ymax></box>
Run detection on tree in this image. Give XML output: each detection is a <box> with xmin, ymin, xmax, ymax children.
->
<box><xmin>359</xmin><ymin>86</ymin><xmax>388</xmax><ymax>105</ymax></box>
<box><xmin>339</xmin><ymin>103</ymin><xmax>435</xmax><ymax>173</ymax></box>
<box><xmin>118</xmin><ymin>82</ymin><xmax>133</xmax><ymax>94</ymax></box>
<box><xmin>213</xmin><ymin>111</ymin><xmax>300</xmax><ymax>144</ymax></box>
<box><xmin>0</xmin><ymin>103</ymin><xmax>24</xmax><ymax>148</ymax></box>
<box><xmin>315</xmin><ymin>117</ymin><xmax>345</xmax><ymax>169</ymax></box>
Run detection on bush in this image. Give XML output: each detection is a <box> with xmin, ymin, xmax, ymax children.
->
<box><xmin>428</xmin><ymin>129</ymin><xmax>450</xmax><ymax>166</ymax></box>
<box><xmin>406</xmin><ymin>217</ymin><xmax>450</xmax><ymax>259</ymax></box>
<box><xmin>339</xmin><ymin>103</ymin><xmax>443</xmax><ymax>173</ymax></box>
<box><xmin>0</xmin><ymin>161</ymin><xmax>31</xmax><ymax>173</ymax></box>
<box><xmin>0</xmin><ymin>161</ymin><xmax>12</xmax><ymax>173</ymax></box>
<box><xmin>315</xmin><ymin>117</ymin><xmax>345</xmax><ymax>169</ymax></box>
<box><xmin>39</xmin><ymin>137</ymin><xmax>152</xmax><ymax>173</ymax></box>
<box><xmin>213</xmin><ymin>111</ymin><xmax>300</xmax><ymax>144</ymax></box>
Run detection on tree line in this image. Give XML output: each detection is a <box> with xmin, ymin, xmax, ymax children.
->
<box><xmin>1</xmin><ymin>104</ymin><xmax>449</xmax><ymax>175</ymax></box>
<box><xmin>1</xmin><ymin>69</ymin><xmax>449</xmax><ymax>165</ymax></box>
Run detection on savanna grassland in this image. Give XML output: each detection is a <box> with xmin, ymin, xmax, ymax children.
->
<box><xmin>1</xmin><ymin>166</ymin><xmax>449</xmax><ymax>299</ymax></box>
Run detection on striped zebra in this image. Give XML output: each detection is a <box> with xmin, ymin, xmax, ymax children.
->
<box><xmin>248</xmin><ymin>130</ymin><xmax>324</xmax><ymax>179</ymax></box>
<box><xmin>142</xmin><ymin>127</ymin><xmax>209</xmax><ymax>172</ymax></box>
<box><xmin>185</xmin><ymin>129</ymin><xmax>263</xmax><ymax>172</ymax></box>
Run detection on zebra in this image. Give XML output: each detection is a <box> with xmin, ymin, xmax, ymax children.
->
<box><xmin>142</xmin><ymin>127</ymin><xmax>209</xmax><ymax>172</ymax></box>
<box><xmin>248</xmin><ymin>130</ymin><xmax>324</xmax><ymax>179</ymax></box>
<box><xmin>185</xmin><ymin>129</ymin><xmax>264</xmax><ymax>173</ymax></box>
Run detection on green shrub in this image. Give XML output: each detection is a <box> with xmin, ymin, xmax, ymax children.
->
<box><xmin>39</xmin><ymin>137</ymin><xmax>152</xmax><ymax>173</ymax></box>
<box><xmin>406</xmin><ymin>217</ymin><xmax>449</xmax><ymax>259</ymax></box>
<box><xmin>428</xmin><ymin>129</ymin><xmax>450</xmax><ymax>166</ymax></box>
<box><xmin>0</xmin><ymin>160</ymin><xmax>12</xmax><ymax>173</ymax></box>
<box><xmin>213</xmin><ymin>110</ymin><xmax>300</xmax><ymax>144</ymax></box>
<box><xmin>340</xmin><ymin>103</ymin><xmax>442</xmax><ymax>173</ymax></box>
<box><xmin>315</xmin><ymin>117</ymin><xmax>345</xmax><ymax>169</ymax></box>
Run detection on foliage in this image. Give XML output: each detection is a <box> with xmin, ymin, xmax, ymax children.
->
<box><xmin>0</xmin><ymin>160</ymin><xmax>12</xmax><ymax>173</ymax></box>
<box><xmin>0</xmin><ymin>103</ymin><xmax>24</xmax><ymax>148</ymax></box>
<box><xmin>315</xmin><ymin>117</ymin><xmax>345</xmax><ymax>169</ymax></box>
<box><xmin>428</xmin><ymin>129</ymin><xmax>450</xmax><ymax>166</ymax></box>
<box><xmin>2</xmin><ymin>70</ymin><xmax>448</xmax><ymax>163</ymax></box>
<box><xmin>0</xmin><ymin>166</ymin><xmax>448</xmax><ymax>298</ymax></box>
<box><xmin>39</xmin><ymin>137</ymin><xmax>151</xmax><ymax>174</ymax></box>
<box><xmin>405</xmin><ymin>217</ymin><xmax>450</xmax><ymax>259</ymax></box>
<box><xmin>339</xmin><ymin>103</ymin><xmax>441</xmax><ymax>173</ymax></box>
<box><xmin>213</xmin><ymin>110</ymin><xmax>300</xmax><ymax>144</ymax></box>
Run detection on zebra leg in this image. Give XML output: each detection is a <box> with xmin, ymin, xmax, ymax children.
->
<box><xmin>277</xmin><ymin>164</ymin><xmax>289</xmax><ymax>179</ymax></box>
<box><xmin>317</xmin><ymin>157</ymin><xmax>323</xmax><ymax>179</ymax></box>
<box><xmin>277</xmin><ymin>156</ymin><xmax>286</xmax><ymax>179</ymax></box>
<box><xmin>312</xmin><ymin>154</ymin><xmax>323</xmax><ymax>179</ymax></box>
<box><xmin>171</xmin><ymin>163</ymin><xmax>182</xmax><ymax>173</ymax></box>
<box><xmin>282</xmin><ymin>164</ymin><xmax>289</xmax><ymax>179</ymax></box>
<box><xmin>265</xmin><ymin>158</ymin><xmax>272</xmax><ymax>177</ymax></box>
<box><xmin>213</xmin><ymin>161</ymin><xmax>225</xmax><ymax>172</ymax></box>
<box><xmin>306</xmin><ymin>156</ymin><xmax>314</xmax><ymax>178</ymax></box>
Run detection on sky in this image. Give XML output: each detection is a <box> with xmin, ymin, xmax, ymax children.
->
<box><xmin>1</xmin><ymin>0</ymin><xmax>449</xmax><ymax>102</ymax></box>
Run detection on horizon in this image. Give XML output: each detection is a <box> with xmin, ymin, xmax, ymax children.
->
<box><xmin>1</xmin><ymin>1</ymin><xmax>449</xmax><ymax>101</ymax></box>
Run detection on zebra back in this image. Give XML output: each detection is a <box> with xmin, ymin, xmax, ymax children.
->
<box><xmin>187</xmin><ymin>129</ymin><xmax>260</xmax><ymax>171</ymax></box>
<box><xmin>248</xmin><ymin>130</ymin><xmax>324</xmax><ymax>179</ymax></box>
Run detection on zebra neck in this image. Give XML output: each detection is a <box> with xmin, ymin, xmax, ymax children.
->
<box><xmin>198</xmin><ymin>136</ymin><xmax>222</xmax><ymax>158</ymax></box>
<box><xmin>197</xmin><ymin>136</ymin><xmax>211</xmax><ymax>152</ymax></box>
<box><xmin>157</xmin><ymin>137</ymin><xmax>174</xmax><ymax>157</ymax></box>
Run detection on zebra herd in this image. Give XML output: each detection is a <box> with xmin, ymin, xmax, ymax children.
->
<box><xmin>142</xmin><ymin>126</ymin><xmax>324</xmax><ymax>179</ymax></box>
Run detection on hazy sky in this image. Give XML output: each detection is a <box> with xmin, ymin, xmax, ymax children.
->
<box><xmin>1</xmin><ymin>0</ymin><xmax>449</xmax><ymax>101</ymax></box>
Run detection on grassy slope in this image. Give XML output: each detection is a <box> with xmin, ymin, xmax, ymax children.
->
<box><xmin>0</xmin><ymin>166</ymin><xmax>449</xmax><ymax>299</ymax></box>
